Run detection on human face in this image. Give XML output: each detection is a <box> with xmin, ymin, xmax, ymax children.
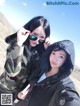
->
<box><xmin>49</xmin><ymin>50</ymin><xmax>67</xmax><ymax>70</ymax></box>
<box><xmin>29</xmin><ymin>26</ymin><xmax>46</xmax><ymax>47</ymax></box>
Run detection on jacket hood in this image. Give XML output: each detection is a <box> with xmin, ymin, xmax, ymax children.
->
<box><xmin>54</xmin><ymin>40</ymin><xmax>75</xmax><ymax>79</ymax></box>
<box><xmin>59</xmin><ymin>40</ymin><xmax>75</xmax><ymax>67</ymax></box>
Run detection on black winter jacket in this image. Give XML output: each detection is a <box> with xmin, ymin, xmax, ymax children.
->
<box><xmin>14</xmin><ymin>73</ymin><xmax>80</xmax><ymax>106</ymax></box>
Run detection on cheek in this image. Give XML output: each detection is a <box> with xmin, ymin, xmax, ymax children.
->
<box><xmin>29</xmin><ymin>40</ymin><xmax>32</xmax><ymax>44</ymax></box>
<box><xmin>49</xmin><ymin>54</ymin><xmax>53</xmax><ymax>65</ymax></box>
<box><xmin>49</xmin><ymin>55</ymin><xmax>52</xmax><ymax>62</ymax></box>
<box><xmin>59</xmin><ymin>59</ymin><xmax>65</xmax><ymax>66</ymax></box>
<box><xmin>29</xmin><ymin>40</ymin><xmax>35</xmax><ymax>46</ymax></box>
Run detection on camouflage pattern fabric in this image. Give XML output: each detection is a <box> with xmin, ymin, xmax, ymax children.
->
<box><xmin>0</xmin><ymin>43</ymin><xmax>31</xmax><ymax>93</ymax></box>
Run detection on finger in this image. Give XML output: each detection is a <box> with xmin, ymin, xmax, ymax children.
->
<box><xmin>21</xmin><ymin>89</ymin><xmax>30</xmax><ymax>96</ymax></box>
<box><xmin>45</xmin><ymin>37</ymin><xmax>50</xmax><ymax>42</ymax></box>
<box><xmin>22</xmin><ymin>84</ymin><xmax>30</xmax><ymax>94</ymax></box>
<box><xmin>25</xmin><ymin>29</ymin><xmax>30</xmax><ymax>33</ymax></box>
<box><xmin>18</xmin><ymin>27</ymin><xmax>30</xmax><ymax>35</ymax></box>
<box><xmin>24</xmin><ymin>30</ymin><xmax>30</xmax><ymax>35</ymax></box>
<box><xmin>45</xmin><ymin>41</ymin><xmax>50</xmax><ymax>45</ymax></box>
<box><xmin>18</xmin><ymin>92</ymin><xmax>23</xmax><ymax>98</ymax></box>
<box><xmin>22</xmin><ymin>30</ymin><xmax>30</xmax><ymax>35</ymax></box>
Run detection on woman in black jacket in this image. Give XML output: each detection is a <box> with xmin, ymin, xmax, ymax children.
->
<box><xmin>0</xmin><ymin>16</ymin><xmax>50</xmax><ymax>102</ymax></box>
<box><xmin>16</xmin><ymin>40</ymin><xmax>80</xmax><ymax>106</ymax></box>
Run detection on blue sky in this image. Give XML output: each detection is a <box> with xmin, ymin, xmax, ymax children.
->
<box><xmin>0</xmin><ymin>0</ymin><xmax>80</xmax><ymax>68</ymax></box>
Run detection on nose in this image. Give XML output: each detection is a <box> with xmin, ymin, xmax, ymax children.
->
<box><xmin>35</xmin><ymin>38</ymin><xmax>39</xmax><ymax>44</ymax></box>
<box><xmin>54</xmin><ymin>56</ymin><xmax>58</xmax><ymax>62</ymax></box>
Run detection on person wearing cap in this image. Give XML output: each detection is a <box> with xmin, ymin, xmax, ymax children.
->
<box><xmin>0</xmin><ymin>16</ymin><xmax>50</xmax><ymax>101</ymax></box>
<box><xmin>16</xmin><ymin>40</ymin><xmax>80</xmax><ymax>106</ymax></box>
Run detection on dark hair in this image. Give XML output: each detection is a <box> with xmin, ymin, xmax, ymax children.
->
<box><xmin>5</xmin><ymin>16</ymin><xmax>50</xmax><ymax>44</ymax></box>
<box><xmin>24</xmin><ymin>16</ymin><xmax>50</xmax><ymax>38</ymax></box>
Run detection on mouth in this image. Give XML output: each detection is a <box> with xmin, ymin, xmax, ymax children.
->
<box><xmin>51</xmin><ymin>61</ymin><xmax>57</xmax><ymax>65</ymax></box>
<box><xmin>31</xmin><ymin>42</ymin><xmax>38</xmax><ymax>46</ymax></box>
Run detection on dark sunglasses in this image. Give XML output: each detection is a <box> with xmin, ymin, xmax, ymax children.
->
<box><xmin>29</xmin><ymin>35</ymin><xmax>38</xmax><ymax>40</ymax></box>
<box><xmin>29</xmin><ymin>35</ymin><xmax>45</xmax><ymax>43</ymax></box>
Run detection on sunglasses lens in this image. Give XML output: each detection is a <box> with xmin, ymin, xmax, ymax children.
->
<box><xmin>29</xmin><ymin>35</ymin><xmax>38</xmax><ymax>40</ymax></box>
<box><xmin>39</xmin><ymin>40</ymin><xmax>45</xmax><ymax>43</ymax></box>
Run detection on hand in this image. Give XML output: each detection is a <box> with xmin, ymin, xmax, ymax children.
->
<box><xmin>44</xmin><ymin>37</ymin><xmax>51</xmax><ymax>49</ymax></box>
<box><xmin>18</xmin><ymin>84</ymin><xmax>30</xmax><ymax>100</ymax></box>
<box><xmin>17</xmin><ymin>27</ymin><xmax>30</xmax><ymax>46</ymax></box>
<box><xmin>18</xmin><ymin>89</ymin><xmax>30</xmax><ymax>100</ymax></box>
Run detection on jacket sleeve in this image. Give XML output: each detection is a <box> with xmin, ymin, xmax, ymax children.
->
<box><xmin>56</xmin><ymin>89</ymin><xmax>80</xmax><ymax>106</ymax></box>
<box><xmin>48</xmin><ymin>87</ymin><xmax>80</xmax><ymax>106</ymax></box>
<box><xmin>4</xmin><ymin>43</ymin><xmax>24</xmax><ymax>77</ymax></box>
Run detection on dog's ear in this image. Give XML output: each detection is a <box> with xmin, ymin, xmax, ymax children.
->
<box><xmin>5</xmin><ymin>33</ymin><xmax>17</xmax><ymax>44</ymax></box>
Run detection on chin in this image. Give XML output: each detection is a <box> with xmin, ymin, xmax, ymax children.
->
<box><xmin>51</xmin><ymin>64</ymin><xmax>58</xmax><ymax>68</ymax></box>
<box><xmin>31</xmin><ymin>44</ymin><xmax>37</xmax><ymax>47</ymax></box>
